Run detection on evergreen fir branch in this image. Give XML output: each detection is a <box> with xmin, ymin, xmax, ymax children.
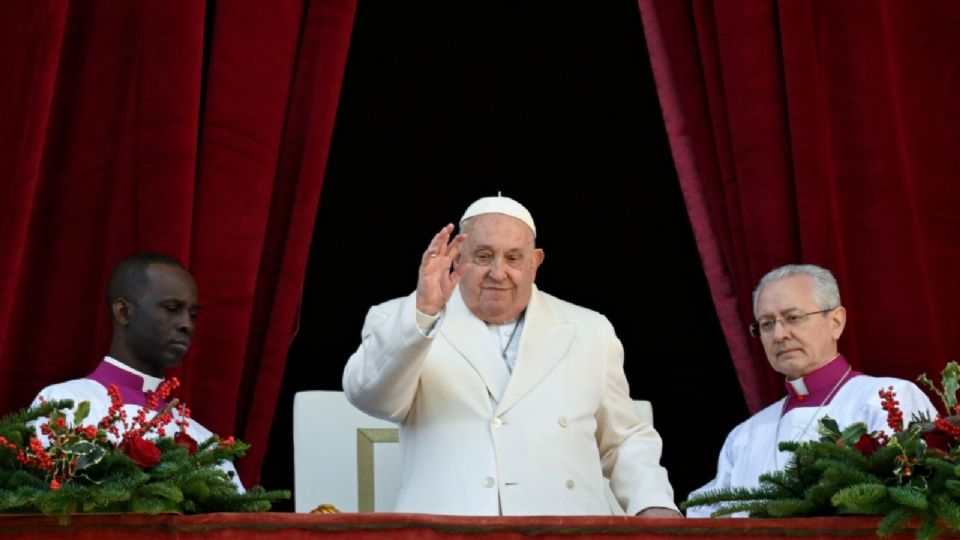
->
<box><xmin>777</xmin><ymin>440</ymin><xmax>802</xmax><ymax>453</ymax></box>
<box><xmin>888</xmin><ymin>485</ymin><xmax>929</xmax><ymax>509</ymax></box>
<box><xmin>918</xmin><ymin>510</ymin><xmax>943</xmax><ymax>540</ymax></box>
<box><xmin>922</xmin><ymin>456</ymin><xmax>957</xmax><ymax>477</ymax></box>
<box><xmin>137</xmin><ymin>482</ymin><xmax>184</xmax><ymax>503</ymax></box>
<box><xmin>193</xmin><ymin>486</ymin><xmax>290</xmax><ymax>514</ymax></box>
<box><xmin>765</xmin><ymin>498</ymin><xmax>818</xmax><ymax>517</ymax></box>
<box><xmin>944</xmin><ymin>479</ymin><xmax>960</xmax><ymax>497</ymax></box>
<box><xmin>0</xmin><ymin>487</ymin><xmax>43</xmax><ymax>512</ymax></box>
<box><xmin>803</xmin><ymin>462</ymin><xmax>883</xmax><ymax>511</ymax></box>
<box><xmin>830</xmin><ymin>483</ymin><xmax>889</xmax><ymax>515</ymax></box>
<box><xmin>931</xmin><ymin>494</ymin><xmax>960</xmax><ymax>532</ymax></box>
<box><xmin>877</xmin><ymin>507</ymin><xmax>919</xmax><ymax>538</ymax></box>
<box><xmin>0</xmin><ymin>400</ymin><xmax>75</xmax><ymax>445</ymax></box>
<box><xmin>681</xmin><ymin>485</ymin><xmax>778</xmax><ymax>510</ymax></box>
<box><xmin>817</xmin><ymin>458</ymin><xmax>884</xmax><ymax>486</ymax></box>
<box><xmin>0</xmin><ymin>400</ymin><xmax>75</xmax><ymax>429</ymax></box>
<box><xmin>708</xmin><ymin>501</ymin><xmax>774</xmax><ymax>517</ymax></box>
<box><xmin>129</xmin><ymin>494</ymin><xmax>182</xmax><ymax>514</ymax></box>
<box><xmin>757</xmin><ymin>470</ymin><xmax>805</xmax><ymax>497</ymax></box>
<box><xmin>2</xmin><ymin>470</ymin><xmax>46</xmax><ymax>490</ymax></box>
<box><xmin>78</xmin><ymin>482</ymin><xmax>131</xmax><ymax>512</ymax></box>
<box><xmin>805</xmin><ymin>441</ymin><xmax>869</xmax><ymax>468</ymax></box>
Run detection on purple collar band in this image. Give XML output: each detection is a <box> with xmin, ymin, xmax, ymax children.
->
<box><xmin>86</xmin><ymin>361</ymin><xmax>167</xmax><ymax>411</ymax></box>
<box><xmin>782</xmin><ymin>355</ymin><xmax>861</xmax><ymax>414</ymax></box>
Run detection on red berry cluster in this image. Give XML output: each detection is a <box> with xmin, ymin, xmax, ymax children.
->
<box><xmin>934</xmin><ymin>415</ymin><xmax>960</xmax><ymax>438</ymax></box>
<box><xmin>16</xmin><ymin>437</ymin><xmax>55</xmax><ymax>473</ymax></box>
<box><xmin>879</xmin><ymin>386</ymin><xmax>904</xmax><ymax>432</ymax></box>
<box><xmin>93</xmin><ymin>378</ymin><xmax>200</xmax><ymax>471</ymax></box>
<box><xmin>875</xmin><ymin>429</ymin><xmax>890</xmax><ymax>446</ymax></box>
<box><xmin>101</xmin><ymin>384</ymin><xmax>128</xmax><ymax>439</ymax></box>
<box><xmin>100</xmin><ymin>377</ymin><xmax>191</xmax><ymax>444</ymax></box>
<box><xmin>13</xmin><ymin>376</ymin><xmax>208</xmax><ymax>491</ymax></box>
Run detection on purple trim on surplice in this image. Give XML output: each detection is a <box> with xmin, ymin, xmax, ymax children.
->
<box><xmin>86</xmin><ymin>361</ymin><xmax>167</xmax><ymax>411</ymax></box>
<box><xmin>782</xmin><ymin>354</ymin><xmax>862</xmax><ymax>414</ymax></box>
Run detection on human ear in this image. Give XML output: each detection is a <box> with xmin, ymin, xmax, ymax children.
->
<box><xmin>830</xmin><ymin>306</ymin><xmax>846</xmax><ymax>339</ymax></box>
<box><xmin>112</xmin><ymin>298</ymin><xmax>132</xmax><ymax>326</ymax></box>
<box><xmin>533</xmin><ymin>248</ymin><xmax>545</xmax><ymax>268</ymax></box>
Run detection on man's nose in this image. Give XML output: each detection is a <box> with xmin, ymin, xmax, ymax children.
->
<box><xmin>177</xmin><ymin>314</ymin><xmax>195</xmax><ymax>336</ymax></box>
<box><xmin>771</xmin><ymin>319</ymin><xmax>791</xmax><ymax>340</ymax></box>
<box><xmin>488</xmin><ymin>257</ymin><xmax>508</xmax><ymax>280</ymax></box>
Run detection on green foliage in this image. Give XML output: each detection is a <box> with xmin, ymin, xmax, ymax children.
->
<box><xmin>0</xmin><ymin>400</ymin><xmax>289</xmax><ymax>523</ymax></box>
<box><xmin>684</xmin><ymin>361</ymin><xmax>960</xmax><ymax>539</ymax></box>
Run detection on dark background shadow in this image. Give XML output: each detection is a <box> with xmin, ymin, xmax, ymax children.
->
<box><xmin>262</xmin><ymin>0</ymin><xmax>749</xmax><ymax>510</ymax></box>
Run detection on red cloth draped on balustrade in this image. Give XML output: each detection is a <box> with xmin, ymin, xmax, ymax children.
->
<box><xmin>0</xmin><ymin>0</ymin><xmax>356</xmax><ymax>485</ymax></box>
<box><xmin>638</xmin><ymin>0</ymin><xmax>960</xmax><ymax>413</ymax></box>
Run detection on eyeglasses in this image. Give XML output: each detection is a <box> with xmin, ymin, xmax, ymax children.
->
<box><xmin>749</xmin><ymin>308</ymin><xmax>837</xmax><ymax>337</ymax></box>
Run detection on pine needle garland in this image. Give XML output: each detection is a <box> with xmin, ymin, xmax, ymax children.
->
<box><xmin>0</xmin><ymin>378</ymin><xmax>289</xmax><ymax>523</ymax></box>
<box><xmin>682</xmin><ymin>361</ymin><xmax>960</xmax><ymax>539</ymax></box>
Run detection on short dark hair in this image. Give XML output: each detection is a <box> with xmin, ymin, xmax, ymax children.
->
<box><xmin>107</xmin><ymin>252</ymin><xmax>186</xmax><ymax>306</ymax></box>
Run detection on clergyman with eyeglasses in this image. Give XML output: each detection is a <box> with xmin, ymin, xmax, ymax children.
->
<box><xmin>685</xmin><ymin>264</ymin><xmax>936</xmax><ymax>517</ymax></box>
<box><xmin>342</xmin><ymin>195</ymin><xmax>679</xmax><ymax>517</ymax></box>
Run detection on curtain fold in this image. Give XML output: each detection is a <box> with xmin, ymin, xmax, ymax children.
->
<box><xmin>0</xmin><ymin>0</ymin><xmax>356</xmax><ymax>485</ymax></box>
<box><xmin>639</xmin><ymin>0</ymin><xmax>960</xmax><ymax>412</ymax></box>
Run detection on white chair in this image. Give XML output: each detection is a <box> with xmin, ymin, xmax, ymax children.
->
<box><xmin>292</xmin><ymin>390</ymin><xmax>653</xmax><ymax>513</ymax></box>
<box><xmin>293</xmin><ymin>391</ymin><xmax>402</xmax><ymax>512</ymax></box>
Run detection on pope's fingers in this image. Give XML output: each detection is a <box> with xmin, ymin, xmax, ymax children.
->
<box><xmin>444</xmin><ymin>233</ymin><xmax>467</xmax><ymax>262</ymax></box>
<box><xmin>421</xmin><ymin>224</ymin><xmax>455</xmax><ymax>265</ymax></box>
<box><xmin>424</xmin><ymin>225</ymin><xmax>455</xmax><ymax>259</ymax></box>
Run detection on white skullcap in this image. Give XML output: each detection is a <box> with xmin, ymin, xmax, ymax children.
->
<box><xmin>459</xmin><ymin>194</ymin><xmax>536</xmax><ymax>237</ymax></box>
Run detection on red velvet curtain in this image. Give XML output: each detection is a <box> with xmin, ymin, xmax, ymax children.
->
<box><xmin>638</xmin><ymin>0</ymin><xmax>960</xmax><ymax>413</ymax></box>
<box><xmin>0</xmin><ymin>0</ymin><xmax>356</xmax><ymax>484</ymax></box>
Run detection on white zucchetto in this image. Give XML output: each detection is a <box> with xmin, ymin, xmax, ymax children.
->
<box><xmin>459</xmin><ymin>194</ymin><xmax>536</xmax><ymax>237</ymax></box>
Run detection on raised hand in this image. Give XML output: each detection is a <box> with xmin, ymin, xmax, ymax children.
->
<box><xmin>416</xmin><ymin>224</ymin><xmax>467</xmax><ymax>316</ymax></box>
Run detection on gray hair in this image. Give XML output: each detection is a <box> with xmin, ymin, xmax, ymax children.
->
<box><xmin>752</xmin><ymin>264</ymin><xmax>841</xmax><ymax>318</ymax></box>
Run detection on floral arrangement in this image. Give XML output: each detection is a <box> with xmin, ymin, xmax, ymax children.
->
<box><xmin>683</xmin><ymin>362</ymin><xmax>960</xmax><ymax>539</ymax></box>
<box><xmin>0</xmin><ymin>377</ymin><xmax>288</xmax><ymax>521</ymax></box>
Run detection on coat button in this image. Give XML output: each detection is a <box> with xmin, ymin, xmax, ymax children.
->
<box><xmin>558</xmin><ymin>416</ymin><xmax>568</xmax><ymax>428</ymax></box>
<box><xmin>565</xmin><ymin>479</ymin><xmax>575</xmax><ymax>489</ymax></box>
<box><xmin>484</xmin><ymin>476</ymin><xmax>495</xmax><ymax>488</ymax></box>
<box><xmin>492</xmin><ymin>417</ymin><xmax>503</xmax><ymax>428</ymax></box>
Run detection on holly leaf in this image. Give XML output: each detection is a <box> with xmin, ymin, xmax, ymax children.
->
<box><xmin>941</xmin><ymin>362</ymin><xmax>960</xmax><ymax>411</ymax></box>
<box><xmin>841</xmin><ymin>423</ymin><xmax>868</xmax><ymax>447</ymax></box>
<box><xmin>74</xmin><ymin>444</ymin><xmax>107</xmax><ymax>471</ymax></box>
<box><xmin>73</xmin><ymin>401</ymin><xmax>91</xmax><ymax>426</ymax></box>
<box><xmin>818</xmin><ymin>416</ymin><xmax>842</xmax><ymax>441</ymax></box>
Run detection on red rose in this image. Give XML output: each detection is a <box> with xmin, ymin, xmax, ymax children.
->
<box><xmin>923</xmin><ymin>429</ymin><xmax>953</xmax><ymax>452</ymax></box>
<box><xmin>174</xmin><ymin>431</ymin><xmax>198</xmax><ymax>455</ymax></box>
<box><xmin>125</xmin><ymin>435</ymin><xmax>161</xmax><ymax>468</ymax></box>
<box><xmin>853</xmin><ymin>433</ymin><xmax>881</xmax><ymax>455</ymax></box>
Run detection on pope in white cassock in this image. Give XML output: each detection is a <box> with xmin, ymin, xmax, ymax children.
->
<box><xmin>343</xmin><ymin>195</ymin><xmax>679</xmax><ymax>517</ymax></box>
<box><xmin>686</xmin><ymin>264</ymin><xmax>935</xmax><ymax>517</ymax></box>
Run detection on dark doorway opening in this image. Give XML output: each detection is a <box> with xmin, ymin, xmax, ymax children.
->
<box><xmin>262</xmin><ymin>1</ymin><xmax>747</xmax><ymax>511</ymax></box>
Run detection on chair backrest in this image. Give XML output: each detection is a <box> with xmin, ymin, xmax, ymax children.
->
<box><xmin>293</xmin><ymin>390</ymin><xmax>401</xmax><ymax>513</ymax></box>
<box><xmin>292</xmin><ymin>390</ymin><xmax>653</xmax><ymax>513</ymax></box>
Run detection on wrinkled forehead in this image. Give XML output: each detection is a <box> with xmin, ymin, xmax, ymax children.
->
<box><xmin>461</xmin><ymin>213</ymin><xmax>536</xmax><ymax>250</ymax></box>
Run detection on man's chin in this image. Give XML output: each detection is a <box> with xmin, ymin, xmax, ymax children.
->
<box><xmin>160</xmin><ymin>351</ymin><xmax>186</xmax><ymax>370</ymax></box>
<box><xmin>774</xmin><ymin>356</ymin><xmax>811</xmax><ymax>379</ymax></box>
